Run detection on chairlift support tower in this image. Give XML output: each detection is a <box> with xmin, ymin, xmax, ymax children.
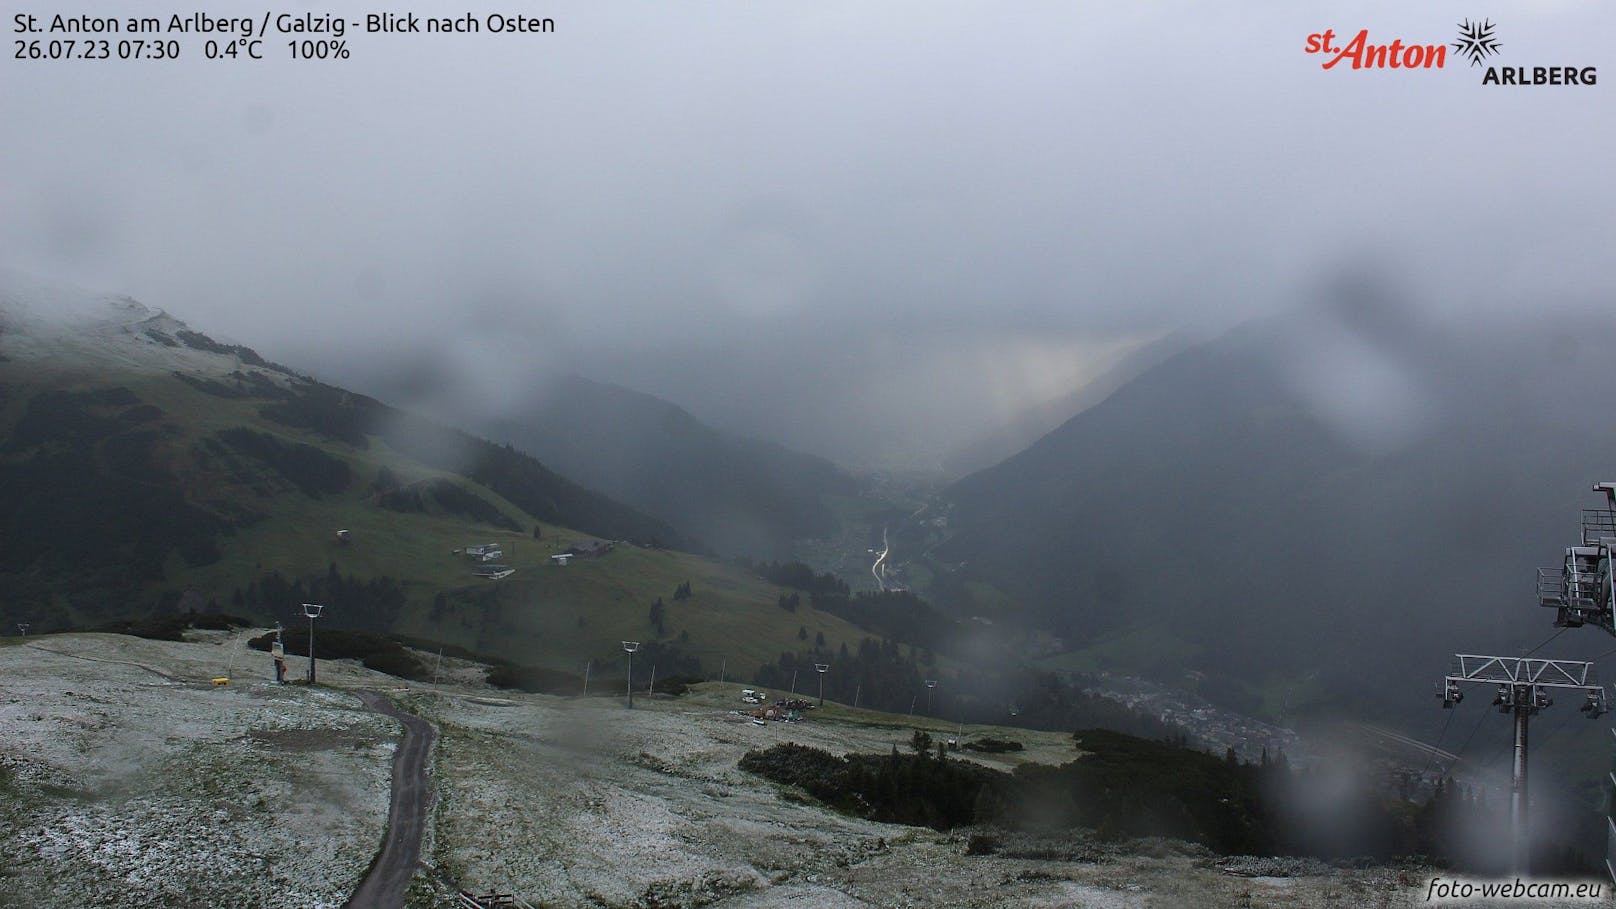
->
<box><xmin>1537</xmin><ymin>484</ymin><xmax>1616</xmax><ymax>634</ymax></box>
<box><xmin>1438</xmin><ymin>654</ymin><xmax>1606</xmax><ymax>874</ymax></box>
<box><xmin>1529</xmin><ymin>482</ymin><xmax>1616</xmax><ymax>879</ymax></box>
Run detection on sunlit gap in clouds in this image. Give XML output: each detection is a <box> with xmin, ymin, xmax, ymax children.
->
<box><xmin>973</xmin><ymin>334</ymin><xmax>1150</xmax><ymax>421</ymax></box>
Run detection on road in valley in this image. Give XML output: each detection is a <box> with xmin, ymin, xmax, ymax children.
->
<box><xmin>871</xmin><ymin>526</ymin><xmax>889</xmax><ymax>591</ymax></box>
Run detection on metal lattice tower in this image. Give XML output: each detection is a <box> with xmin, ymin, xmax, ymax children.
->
<box><xmin>1438</xmin><ymin>655</ymin><xmax>1606</xmax><ymax>873</ymax></box>
<box><xmin>1530</xmin><ymin>481</ymin><xmax>1616</xmax><ymax>880</ymax></box>
<box><xmin>1536</xmin><ymin>484</ymin><xmax>1616</xmax><ymax>634</ymax></box>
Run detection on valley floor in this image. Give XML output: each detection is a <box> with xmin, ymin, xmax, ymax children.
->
<box><xmin>0</xmin><ymin>633</ymin><xmax>1601</xmax><ymax>908</ymax></box>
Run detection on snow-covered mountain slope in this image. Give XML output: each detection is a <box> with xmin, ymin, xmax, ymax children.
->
<box><xmin>0</xmin><ymin>268</ymin><xmax>282</xmax><ymax>378</ymax></box>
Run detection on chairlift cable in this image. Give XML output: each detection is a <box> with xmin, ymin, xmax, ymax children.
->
<box><xmin>1441</xmin><ymin>706</ymin><xmax>1493</xmax><ymax>778</ymax></box>
<box><xmin>1417</xmin><ymin>703</ymin><xmax>1460</xmax><ymax>779</ymax></box>
<box><xmin>1522</xmin><ymin>626</ymin><xmax>1566</xmax><ymax>658</ymax></box>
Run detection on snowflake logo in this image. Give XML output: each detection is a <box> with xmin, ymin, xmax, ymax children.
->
<box><xmin>1452</xmin><ymin>19</ymin><xmax>1502</xmax><ymax>67</ymax></box>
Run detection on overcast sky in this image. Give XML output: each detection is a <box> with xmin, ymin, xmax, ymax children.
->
<box><xmin>5</xmin><ymin>1</ymin><xmax>1613</xmax><ymax>468</ymax></box>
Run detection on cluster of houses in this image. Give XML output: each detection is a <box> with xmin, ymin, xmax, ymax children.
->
<box><xmin>458</xmin><ymin>539</ymin><xmax>617</xmax><ymax>578</ymax></box>
<box><xmin>459</xmin><ymin>543</ymin><xmax>514</xmax><ymax>580</ymax></box>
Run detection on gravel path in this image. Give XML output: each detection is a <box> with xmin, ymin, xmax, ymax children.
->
<box><xmin>345</xmin><ymin>690</ymin><xmax>437</xmax><ymax>909</ymax></box>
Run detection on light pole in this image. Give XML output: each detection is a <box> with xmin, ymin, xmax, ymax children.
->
<box><xmin>925</xmin><ymin>679</ymin><xmax>937</xmax><ymax>715</ymax></box>
<box><xmin>622</xmin><ymin>641</ymin><xmax>640</xmax><ymax>708</ymax></box>
<box><xmin>814</xmin><ymin>663</ymin><xmax>830</xmax><ymax>708</ymax></box>
<box><xmin>301</xmin><ymin>603</ymin><xmax>324</xmax><ymax>684</ymax></box>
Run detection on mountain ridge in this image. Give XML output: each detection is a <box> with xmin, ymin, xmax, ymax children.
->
<box><xmin>936</xmin><ymin>300</ymin><xmax>1616</xmax><ymax>723</ymax></box>
<box><xmin>0</xmin><ymin>273</ymin><xmax>691</xmax><ymax>630</ymax></box>
<box><xmin>316</xmin><ymin>354</ymin><xmax>860</xmax><ymax>559</ymax></box>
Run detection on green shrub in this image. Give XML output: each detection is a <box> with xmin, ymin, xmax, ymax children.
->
<box><xmin>963</xmin><ymin>737</ymin><xmax>1024</xmax><ymax>754</ymax></box>
<box><xmin>247</xmin><ymin>627</ymin><xmax>428</xmax><ymax>680</ymax></box>
<box><xmin>89</xmin><ymin>610</ymin><xmax>253</xmax><ymax>641</ymax></box>
<box><xmin>485</xmin><ymin>664</ymin><xmax>585</xmax><ymax>694</ymax></box>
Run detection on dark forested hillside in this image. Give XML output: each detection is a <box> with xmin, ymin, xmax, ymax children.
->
<box><xmin>257</xmin><ymin>377</ymin><xmax>688</xmax><ymax>547</ymax></box>
<box><xmin>0</xmin><ymin>296</ymin><xmax>686</xmax><ymax>630</ymax></box>
<box><xmin>364</xmin><ymin>371</ymin><xmax>858</xmax><ymax>558</ymax></box>
<box><xmin>508</xmin><ymin>376</ymin><xmax>858</xmax><ymax>558</ymax></box>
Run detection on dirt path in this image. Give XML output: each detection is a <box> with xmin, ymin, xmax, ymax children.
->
<box><xmin>346</xmin><ymin>690</ymin><xmax>437</xmax><ymax>909</ymax></box>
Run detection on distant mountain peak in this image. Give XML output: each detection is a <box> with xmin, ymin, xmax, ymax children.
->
<box><xmin>0</xmin><ymin>267</ymin><xmax>157</xmax><ymax>328</ymax></box>
<box><xmin>0</xmin><ymin>269</ymin><xmax>291</xmax><ymax>378</ymax></box>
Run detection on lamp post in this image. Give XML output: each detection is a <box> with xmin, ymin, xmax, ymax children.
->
<box><xmin>925</xmin><ymin>679</ymin><xmax>938</xmax><ymax>715</ymax></box>
<box><xmin>622</xmin><ymin>641</ymin><xmax>640</xmax><ymax>708</ymax></box>
<box><xmin>301</xmin><ymin>603</ymin><xmax>324</xmax><ymax>684</ymax></box>
<box><xmin>814</xmin><ymin>663</ymin><xmax>830</xmax><ymax>708</ymax></box>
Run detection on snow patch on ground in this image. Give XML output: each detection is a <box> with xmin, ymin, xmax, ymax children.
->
<box><xmin>414</xmin><ymin>689</ymin><xmax>1449</xmax><ymax>908</ymax></box>
<box><xmin>0</xmin><ymin>634</ymin><xmax>395</xmax><ymax>908</ymax></box>
<box><xmin>0</xmin><ymin>267</ymin><xmax>275</xmax><ymax>376</ymax></box>
<box><xmin>6</xmin><ymin>637</ymin><xmax>1603</xmax><ymax>908</ymax></box>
